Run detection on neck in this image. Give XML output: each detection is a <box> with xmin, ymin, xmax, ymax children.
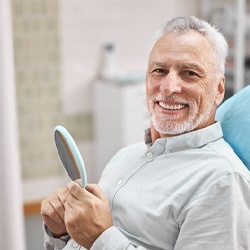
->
<box><xmin>149</xmin><ymin>122</ymin><xmax>173</xmax><ymax>143</ymax></box>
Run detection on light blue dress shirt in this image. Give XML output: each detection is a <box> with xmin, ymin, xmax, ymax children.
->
<box><xmin>44</xmin><ymin>122</ymin><xmax>250</xmax><ymax>249</ymax></box>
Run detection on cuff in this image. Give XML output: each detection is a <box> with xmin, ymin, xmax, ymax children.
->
<box><xmin>91</xmin><ymin>226</ymin><xmax>130</xmax><ymax>250</ymax></box>
<box><xmin>43</xmin><ymin>223</ymin><xmax>70</xmax><ymax>249</ymax></box>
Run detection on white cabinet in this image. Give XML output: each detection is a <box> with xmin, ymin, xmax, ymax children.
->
<box><xmin>93</xmin><ymin>80</ymin><xmax>149</xmax><ymax>181</ymax></box>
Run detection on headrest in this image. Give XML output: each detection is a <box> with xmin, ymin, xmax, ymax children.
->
<box><xmin>216</xmin><ymin>85</ymin><xmax>250</xmax><ymax>170</ymax></box>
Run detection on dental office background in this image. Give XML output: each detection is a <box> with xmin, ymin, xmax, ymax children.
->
<box><xmin>1</xmin><ymin>0</ymin><xmax>249</xmax><ymax>249</ymax></box>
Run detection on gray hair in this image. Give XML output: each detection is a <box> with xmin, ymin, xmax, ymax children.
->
<box><xmin>153</xmin><ymin>16</ymin><xmax>228</xmax><ymax>78</ymax></box>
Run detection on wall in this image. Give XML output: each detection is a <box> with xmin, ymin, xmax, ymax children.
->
<box><xmin>12</xmin><ymin>0</ymin><xmax>92</xmax><ymax>182</ymax></box>
<box><xmin>60</xmin><ymin>0</ymin><xmax>201</xmax><ymax>114</ymax></box>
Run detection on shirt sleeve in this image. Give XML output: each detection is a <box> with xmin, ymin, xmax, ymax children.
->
<box><xmin>43</xmin><ymin>223</ymin><xmax>70</xmax><ymax>250</ymax></box>
<box><xmin>174</xmin><ymin>172</ymin><xmax>250</xmax><ymax>250</ymax></box>
<box><xmin>43</xmin><ymin>223</ymin><xmax>146</xmax><ymax>250</ymax></box>
<box><xmin>91</xmin><ymin>226</ymin><xmax>147</xmax><ymax>250</ymax></box>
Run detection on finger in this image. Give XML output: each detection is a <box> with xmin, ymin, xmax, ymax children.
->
<box><xmin>67</xmin><ymin>181</ymin><xmax>85</xmax><ymax>200</ymax></box>
<box><xmin>75</xmin><ymin>179</ymin><xmax>82</xmax><ymax>186</ymax></box>
<box><xmin>50</xmin><ymin>199</ymin><xmax>65</xmax><ymax>221</ymax></box>
<box><xmin>58</xmin><ymin>189</ymin><xmax>68</xmax><ymax>204</ymax></box>
<box><xmin>54</xmin><ymin>189</ymin><xmax>67</xmax><ymax>218</ymax></box>
<box><xmin>64</xmin><ymin>192</ymin><xmax>79</xmax><ymax>209</ymax></box>
<box><xmin>42</xmin><ymin>213</ymin><xmax>67</xmax><ymax>238</ymax></box>
<box><xmin>41</xmin><ymin>199</ymin><xmax>65</xmax><ymax>225</ymax></box>
<box><xmin>42</xmin><ymin>213</ymin><xmax>64</xmax><ymax>228</ymax></box>
<box><xmin>85</xmin><ymin>184</ymin><xmax>106</xmax><ymax>201</ymax></box>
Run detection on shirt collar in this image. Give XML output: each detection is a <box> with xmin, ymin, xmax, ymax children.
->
<box><xmin>144</xmin><ymin>122</ymin><xmax>223</xmax><ymax>153</ymax></box>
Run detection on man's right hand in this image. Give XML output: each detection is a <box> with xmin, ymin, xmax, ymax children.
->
<box><xmin>41</xmin><ymin>187</ymin><xmax>68</xmax><ymax>238</ymax></box>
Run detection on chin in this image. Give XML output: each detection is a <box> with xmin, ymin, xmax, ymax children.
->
<box><xmin>152</xmin><ymin>117</ymin><xmax>196</xmax><ymax>136</ymax></box>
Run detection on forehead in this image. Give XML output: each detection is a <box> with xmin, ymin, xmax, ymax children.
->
<box><xmin>149</xmin><ymin>30</ymin><xmax>215</xmax><ymax>67</ymax></box>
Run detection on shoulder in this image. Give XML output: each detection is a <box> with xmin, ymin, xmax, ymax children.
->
<box><xmin>207</xmin><ymin>137</ymin><xmax>250</xmax><ymax>178</ymax></box>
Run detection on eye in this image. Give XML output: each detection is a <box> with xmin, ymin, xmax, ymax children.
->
<box><xmin>184</xmin><ymin>71</ymin><xmax>196</xmax><ymax>76</ymax></box>
<box><xmin>180</xmin><ymin>70</ymin><xmax>200</xmax><ymax>81</ymax></box>
<box><xmin>151</xmin><ymin>68</ymin><xmax>167</xmax><ymax>75</ymax></box>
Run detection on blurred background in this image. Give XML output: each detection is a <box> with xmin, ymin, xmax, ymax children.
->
<box><xmin>1</xmin><ymin>0</ymin><xmax>249</xmax><ymax>249</ymax></box>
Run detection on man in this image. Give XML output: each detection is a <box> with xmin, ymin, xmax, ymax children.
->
<box><xmin>41</xmin><ymin>16</ymin><xmax>250</xmax><ymax>249</ymax></box>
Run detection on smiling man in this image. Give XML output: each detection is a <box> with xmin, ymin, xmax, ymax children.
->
<box><xmin>42</xmin><ymin>16</ymin><xmax>250</xmax><ymax>250</ymax></box>
<box><xmin>146</xmin><ymin>28</ymin><xmax>225</xmax><ymax>141</ymax></box>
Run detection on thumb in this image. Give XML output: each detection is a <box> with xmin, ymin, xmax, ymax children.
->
<box><xmin>85</xmin><ymin>184</ymin><xmax>106</xmax><ymax>201</ymax></box>
<box><xmin>67</xmin><ymin>181</ymin><xmax>84</xmax><ymax>200</ymax></box>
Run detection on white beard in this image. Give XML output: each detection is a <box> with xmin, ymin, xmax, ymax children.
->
<box><xmin>149</xmin><ymin>94</ymin><xmax>214</xmax><ymax>135</ymax></box>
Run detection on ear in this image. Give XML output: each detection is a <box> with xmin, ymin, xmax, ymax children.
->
<box><xmin>214</xmin><ymin>76</ymin><xmax>225</xmax><ymax>106</ymax></box>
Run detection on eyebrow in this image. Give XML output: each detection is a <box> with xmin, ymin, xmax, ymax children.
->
<box><xmin>178</xmin><ymin>63</ymin><xmax>205</xmax><ymax>74</ymax></box>
<box><xmin>148</xmin><ymin>61</ymin><xmax>204</xmax><ymax>72</ymax></box>
<box><xmin>148</xmin><ymin>61</ymin><xmax>206</xmax><ymax>76</ymax></box>
<box><xmin>148</xmin><ymin>61</ymin><xmax>170</xmax><ymax>69</ymax></box>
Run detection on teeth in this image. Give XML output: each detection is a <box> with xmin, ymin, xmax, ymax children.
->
<box><xmin>159</xmin><ymin>102</ymin><xmax>185</xmax><ymax>110</ymax></box>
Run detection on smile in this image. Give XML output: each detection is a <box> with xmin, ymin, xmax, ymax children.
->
<box><xmin>158</xmin><ymin>102</ymin><xmax>187</xmax><ymax>110</ymax></box>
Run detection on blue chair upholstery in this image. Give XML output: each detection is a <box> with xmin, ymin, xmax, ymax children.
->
<box><xmin>216</xmin><ymin>85</ymin><xmax>250</xmax><ymax>170</ymax></box>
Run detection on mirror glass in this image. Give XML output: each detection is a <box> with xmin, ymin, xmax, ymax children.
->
<box><xmin>54</xmin><ymin>125</ymin><xmax>87</xmax><ymax>187</ymax></box>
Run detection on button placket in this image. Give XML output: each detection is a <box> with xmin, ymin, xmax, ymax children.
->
<box><xmin>146</xmin><ymin>152</ymin><xmax>153</xmax><ymax>158</ymax></box>
<box><xmin>117</xmin><ymin>179</ymin><xmax>123</xmax><ymax>185</ymax></box>
<box><xmin>72</xmin><ymin>241</ymin><xmax>79</xmax><ymax>249</ymax></box>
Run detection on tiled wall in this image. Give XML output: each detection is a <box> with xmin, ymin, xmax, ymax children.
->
<box><xmin>11</xmin><ymin>0</ymin><xmax>92</xmax><ymax>180</ymax></box>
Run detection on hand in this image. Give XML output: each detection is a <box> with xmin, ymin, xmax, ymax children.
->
<box><xmin>41</xmin><ymin>187</ymin><xmax>68</xmax><ymax>238</ymax></box>
<box><xmin>64</xmin><ymin>182</ymin><xmax>113</xmax><ymax>249</ymax></box>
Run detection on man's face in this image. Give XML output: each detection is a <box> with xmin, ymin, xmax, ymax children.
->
<box><xmin>146</xmin><ymin>30</ymin><xmax>225</xmax><ymax>138</ymax></box>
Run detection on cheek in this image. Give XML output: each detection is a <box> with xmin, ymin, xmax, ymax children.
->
<box><xmin>198</xmin><ymin>91</ymin><xmax>215</xmax><ymax>112</ymax></box>
<box><xmin>187</xmin><ymin>90</ymin><xmax>205</xmax><ymax>113</ymax></box>
<box><xmin>146</xmin><ymin>80</ymin><xmax>156</xmax><ymax>110</ymax></box>
<box><xmin>146</xmin><ymin>78</ymin><xmax>159</xmax><ymax>96</ymax></box>
<box><xmin>146</xmin><ymin>79</ymin><xmax>152</xmax><ymax>96</ymax></box>
<box><xmin>146</xmin><ymin>91</ymin><xmax>152</xmax><ymax>110</ymax></box>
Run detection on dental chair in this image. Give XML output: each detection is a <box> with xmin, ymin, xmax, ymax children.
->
<box><xmin>216</xmin><ymin>85</ymin><xmax>250</xmax><ymax>170</ymax></box>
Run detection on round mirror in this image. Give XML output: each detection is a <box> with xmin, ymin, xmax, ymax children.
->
<box><xmin>54</xmin><ymin>125</ymin><xmax>87</xmax><ymax>187</ymax></box>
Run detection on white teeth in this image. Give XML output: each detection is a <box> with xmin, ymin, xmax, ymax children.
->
<box><xmin>159</xmin><ymin>102</ymin><xmax>185</xmax><ymax>110</ymax></box>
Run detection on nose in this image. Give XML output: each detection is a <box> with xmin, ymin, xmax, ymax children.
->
<box><xmin>160</xmin><ymin>72</ymin><xmax>182</xmax><ymax>95</ymax></box>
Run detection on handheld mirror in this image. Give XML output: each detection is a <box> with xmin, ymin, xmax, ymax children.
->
<box><xmin>54</xmin><ymin>125</ymin><xmax>87</xmax><ymax>187</ymax></box>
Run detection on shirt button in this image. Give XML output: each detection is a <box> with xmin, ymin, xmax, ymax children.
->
<box><xmin>147</xmin><ymin>152</ymin><xmax>153</xmax><ymax>158</ymax></box>
<box><xmin>73</xmin><ymin>242</ymin><xmax>79</xmax><ymax>248</ymax></box>
<box><xmin>117</xmin><ymin>179</ymin><xmax>123</xmax><ymax>185</ymax></box>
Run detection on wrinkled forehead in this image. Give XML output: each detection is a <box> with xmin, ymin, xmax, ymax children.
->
<box><xmin>149</xmin><ymin>30</ymin><xmax>217</xmax><ymax>70</ymax></box>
